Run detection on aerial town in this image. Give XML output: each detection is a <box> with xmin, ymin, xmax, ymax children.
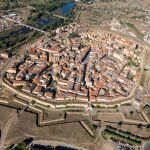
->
<box><xmin>5</xmin><ymin>23</ymin><xmax>145</xmax><ymax>103</ymax></box>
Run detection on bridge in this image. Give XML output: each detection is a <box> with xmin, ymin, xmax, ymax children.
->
<box><xmin>53</xmin><ymin>14</ymin><xmax>68</xmax><ymax>20</ymax></box>
<box><xmin>26</xmin><ymin>5</ymin><xmax>69</xmax><ymax>20</ymax></box>
<box><xmin>2</xmin><ymin>16</ymin><xmax>48</xmax><ymax>35</ymax></box>
<box><xmin>0</xmin><ymin>100</ymin><xmax>34</xmax><ymax>150</ymax></box>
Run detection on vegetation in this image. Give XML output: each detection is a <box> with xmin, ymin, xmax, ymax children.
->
<box><xmin>0</xmin><ymin>0</ymin><xmax>74</xmax><ymax>10</ymax></box>
<box><xmin>127</xmin><ymin>73</ymin><xmax>134</xmax><ymax>81</ymax></box>
<box><xmin>104</xmin><ymin>125</ymin><xmax>150</xmax><ymax>145</ymax></box>
<box><xmin>5</xmin><ymin>141</ymin><xmax>28</xmax><ymax>150</ymax></box>
<box><xmin>104</xmin><ymin>126</ymin><xmax>141</xmax><ymax>145</ymax></box>
<box><xmin>16</xmin><ymin>85</ymin><xmax>23</xmax><ymax>90</ymax></box>
<box><xmin>29</xmin><ymin>0</ymin><xmax>74</xmax><ymax>12</ymax></box>
<box><xmin>49</xmin><ymin>80</ymin><xmax>57</xmax><ymax>93</ymax></box>
<box><xmin>0</xmin><ymin>26</ymin><xmax>43</xmax><ymax>55</ymax></box>
<box><xmin>143</xmin><ymin>105</ymin><xmax>150</xmax><ymax>120</ymax></box>
<box><xmin>0</xmin><ymin>0</ymin><xmax>76</xmax><ymax>54</ymax></box>
<box><xmin>84</xmin><ymin>119</ymin><xmax>97</xmax><ymax>130</ymax></box>
<box><xmin>1</xmin><ymin>0</ymin><xmax>76</xmax><ymax>38</ymax></box>
<box><xmin>131</xmin><ymin>15</ymin><xmax>145</xmax><ymax>20</ymax></box>
<box><xmin>45</xmin><ymin>18</ymin><xmax>73</xmax><ymax>31</ymax></box>
<box><xmin>125</xmin><ymin>22</ymin><xmax>144</xmax><ymax>39</ymax></box>
<box><xmin>0</xmin><ymin>0</ymin><xmax>10</xmax><ymax>9</ymax></box>
<box><xmin>128</xmin><ymin>59</ymin><xmax>138</xmax><ymax>67</ymax></box>
<box><xmin>121</xmin><ymin>103</ymin><xmax>131</xmax><ymax>106</ymax></box>
<box><xmin>118</xmin><ymin>121</ymin><xmax>123</xmax><ymax>126</ymax></box>
<box><xmin>65</xmin><ymin>109</ymin><xmax>84</xmax><ymax>112</ymax></box>
<box><xmin>28</xmin><ymin>14</ymin><xmax>74</xmax><ymax>31</ymax></box>
<box><xmin>26</xmin><ymin>0</ymin><xmax>75</xmax><ymax>32</ymax></box>
<box><xmin>69</xmin><ymin>32</ymin><xmax>80</xmax><ymax>38</ymax></box>
<box><xmin>95</xmin><ymin>104</ymin><xmax>118</xmax><ymax>109</ymax></box>
<box><xmin>16</xmin><ymin>142</ymin><xmax>28</xmax><ymax>149</ymax></box>
<box><xmin>0</xmin><ymin>30</ymin><xmax>26</xmax><ymax>50</ymax></box>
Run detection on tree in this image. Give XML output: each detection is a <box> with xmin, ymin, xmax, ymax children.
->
<box><xmin>146</xmin><ymin>124</ymin><xmax>150</xmax><ymax>128</ymax></box>
<box><xmin>69</xmin><ymin>32</ymin><xmax>80</xmax><ymax>38</ymax></box>
<box><xmin>16</xmin><ymin>142</ymin><xmax>27</xmax><ymax>149</ymax></box>
<box><xmin>0</xmin><ymin>41</ymin><xmax>7</xmax><ymax>49</ymax></box>
<box><xmin>137</xmin><ymin>123</ymin><xmax>142</xmax><ymax>129</ymax></box>
<box><xmin>118</xmin><ymin>121</ymin><xmax>123</xmax><ymax>126</ymax></box>
<box><xmin>130</xmin><ymin>111</ymin><xmax>134</xmax><ymax>116</ymax></box>
<box><xmin>64</xmin><ymin>112</ymin><xmax>67</xmax><ymax>119</ymax></box>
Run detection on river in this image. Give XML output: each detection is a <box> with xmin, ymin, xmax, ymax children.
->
<box><xmin>56</xmin><ymin>2</ymin><xmax>76</xmax><ymax>15</ymax></box>
<box><xmin>32</xmin><ymin>144</ymin><xmax>79</xmax><ymax>150</ymax></box>
<box><xmin>0</xmin><ymin>26</ymin><xmax>32</xmax><ymax>40</ymax></box>
<box><xmin>37</xmin><ymin>1</ymin><xmax>76</xmax><ymax>27</ymax></box>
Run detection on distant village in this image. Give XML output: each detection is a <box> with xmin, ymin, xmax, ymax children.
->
<box><xmin>5</xmin><ymin>23</ymin><xmax>145</xmax><ymax>102</ymax></box>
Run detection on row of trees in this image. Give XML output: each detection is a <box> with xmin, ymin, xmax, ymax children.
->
<box><xmin>104</xmin><ymin>126</ymin><xmax>141</xmax><ymax>145</ymax></box>
<box><xmin>104</xmin><ymin>125</ymin><xmax>150</xmax><ymax>145</ymax></box>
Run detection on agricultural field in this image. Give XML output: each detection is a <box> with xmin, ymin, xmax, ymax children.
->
<box><xmin>78</xmin><ymin>0</ymin><xmax>150</xmax><ymax>39</ymax></box>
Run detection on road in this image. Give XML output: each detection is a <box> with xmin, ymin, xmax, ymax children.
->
<box><xmin>93</xmin><ymin>127</ymin><xmax>105</xmax><ymax>144</ymax></box>
<box><xmin>0</xmin><ymin>57</ymin><xmax>16</xmax><ymax>81</ymax></box>
<box><xmin>2</xmin><ymin>16</ymin><xmax>48</xmax><ymax>35</ymax></box>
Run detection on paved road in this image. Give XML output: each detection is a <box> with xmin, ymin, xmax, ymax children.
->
<box><xmin>2</xmin><ymin>16</ymin><xmax>48</xmax><ymax>35</ymax></box>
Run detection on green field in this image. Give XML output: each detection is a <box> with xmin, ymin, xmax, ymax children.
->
<box><xmin>0</xmin><ymin>26</ymin><xmax>43</xmax><ymax>55</ymax></box>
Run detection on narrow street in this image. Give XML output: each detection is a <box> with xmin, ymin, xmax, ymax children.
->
<box><xmin>81</xmin><ymin>48</ymin><xmax>91</xmax><ymax>85</ymax></box>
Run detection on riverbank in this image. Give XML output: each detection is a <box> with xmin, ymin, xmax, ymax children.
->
<box><xmin>27</xmin><ymin>1</ymin><xmax>76</xmax><ymax>32</ymax></box>
<box><xmin>31</xmin><ymin>140</ymin><xmax>89</xmax><ymax>150</ymax></box>
<box><xmin>0</xmin><ymin>25</ymin><xmax>43</xmax><ymax>55</ymax></box>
